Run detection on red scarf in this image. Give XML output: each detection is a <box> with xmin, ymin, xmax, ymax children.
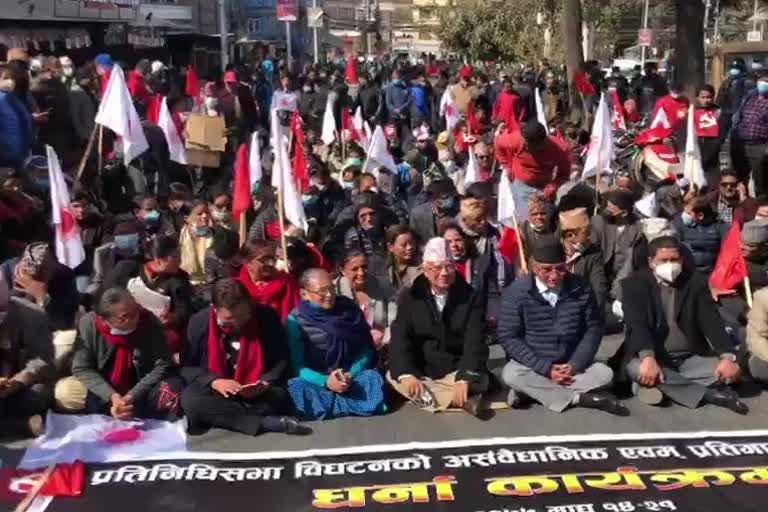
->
<box><xmin>93</xmin><ymin>312</ymin><xmax>147</xmax><ymax>396</ymax></box>
<box><xmin>237</xmin><ymin>266</ymin><xmax>298</xmax><ymax>321</ymax></box>
<box><xmin>206</xmin><ymin>307</ymin><xmax>264</xmax><ymax>385</ymax></box>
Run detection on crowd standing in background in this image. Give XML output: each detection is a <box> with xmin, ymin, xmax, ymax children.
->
<box><xmin>1</xmin><ymin>46</ymin><xmax>768</xmax><ymax>438</ymax></box>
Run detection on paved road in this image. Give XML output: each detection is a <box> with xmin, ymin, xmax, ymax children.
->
<box><xmin>2</xmin><ymin>338</ymin><xmax>767</xmax><ymax>463</ymax></box>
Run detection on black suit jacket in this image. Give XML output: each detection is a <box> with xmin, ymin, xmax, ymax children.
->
<box><xmin>621</xmin><ymin>267</ymin><xmax>735</xmax><ymax>362</ymax></box>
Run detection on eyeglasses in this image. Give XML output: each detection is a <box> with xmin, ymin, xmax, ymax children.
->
<box><xmin>305</xmin><ymin>286</ymin><xmax>335</xmax><ymax>298</ymax></box>
<box><xmin>476</xmin><ymin>154</ymin><xmax>490</xmax><ymax>160</ymax></box>
<box><xmin>536</xmin><ymin>265</ymin><xmax>567</xmax><ymax>275</ymax></box>
<box><xmin>424</xmin><ymin>263</ymin><xmax>456</xmax><ymax>274</ymax></box>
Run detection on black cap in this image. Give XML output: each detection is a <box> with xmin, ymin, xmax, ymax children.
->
<box><xmin>212</xmin><ymin>228</ymin><xmax>239</xmax><ymax>260</ymax></box>
<box><xmin>603</xmin><ymin>188</ymin><xmax>635</xmax><ymax>212</ymax></box>
<box><xmin>531</xmin><ymin>235</ymin><xmax>566</xmax><ymax>264</ymax></box>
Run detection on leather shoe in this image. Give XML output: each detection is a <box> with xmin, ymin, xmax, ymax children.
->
<box><xmin>462</xmin><ymin>395</ymin><xmax>491</xmax><ymax>420</ymax></box>
<box><xmin>279</xmin><ymin>416</ymin><xmax>313</xmax><ymax>436</ymax></box>
<box><xmin>577</xmin><ymin>393</ymin><xmax>630</xmax><ymax>417</ymax></box>
<box><xmin>703</xmin><ymin>388</ymin><xmax>749</xmax><ymax>415</ymax></box>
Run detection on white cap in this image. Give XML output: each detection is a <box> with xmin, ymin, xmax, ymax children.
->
<box><xmin>151</xmin><ymin>60</ymin><xmax>165</xmax><ymax>73</ymax></box>
<box><xmin>423</xmin><ymin>237</ymin><xmax>449</xmax><ymax>264</ymax></box>
<box><xmin>30</xmin><ymin>57</ymin><xmax>43</xmax><ymax>71</ymax></box>
<box><xmin>59</xmin><ymin>56</ymin><xmax>73</xmax><ymax>67</ymax></box>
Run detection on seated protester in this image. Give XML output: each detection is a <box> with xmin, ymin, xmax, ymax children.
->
<box><xmin>180</xmin><ymin>279</ymin><xmax>311</xmax><ymax>436</ymax></box>
<box><xmin>70</xmin><ymin>191</ymin><xmax>105</xmax><ymax>293</ymax></box>
<box><xmin>237</xmin><ymin>239</ymin><xmax>299</xmax><ymax>322</ymax></box>
<box><xmin>622</xmin><ymin>236</ymin><xmax>747</xmax><ymax>414</ymax></box>
<box><xmin>0</xmin><ymin>279</ymin><xmax>53</xmax><ymax>437</ymax></box>
<box><xmin>286</xmin><ymin>269</ymin><xmax>385</xmax><ymax>420</ymax></box>
<box><xmin>385</xmin><ymin>225</ymin><xmax>421</xmax><ymax>295</ymax></box>
<box><xmin>747</xmin><ymin>287</ymin><xmax>768</xmax><ymax>382</ymax></box>
<box><xmin>1</xmin><ymin>242</ymin><xmax>79</xmax><ymax>332</ymax></box>
<box><xmin>102</xmin><ymin>236</ymin><xmax>192</xmax><ymax>358</ymax></box>
<box><xmin>88</xmin><ymin>219</ymin><xmax>145</xmax><ymax>295</ymax></box>
<box><xmin>388</xmin><ymin>237</ymin><xmax>490</xmax><ymax>418</ymax></box>
<box><xmin>559</xmin><ymin>208</ymin><xmax>609</xmax><ymax>314</ymax></box>
<box><xmin>246</xmin><ymin>185</ymin><xmax>281</xmax><ymax>242</ymax></box>
<box><xmin>166</xmin><ymin>182</ymin><xmax>193</xmax><ymax>234</ymax></box>
<box><xmin>672</xmin><ymin>195</ymin><xmax>726</xmax><ymax>276</ymax></box>
<box><xmin>203</xmin><ymin>228</ymin><xmax>241</xmax><ymax>302</ymax></box>
<box><xmin>455</xmin><ymin>182</ymin><xmax>510</xmax><ymax>323</ymax></box>
<box><xmin>343</xmin><ymin>194</ymin><xmax>390</xmax><ymax>280</ymax></box>
<box><xmin>309</xmin><ymin>161</ymin><xmax>348</xmax><ymax>228</ymax></box>
<box><xmin>209</xmin><ymin>189</ymin><xmax>234</xmax><ymax>231</ymax></box>
<box><xmin>707</xmin><ymin>170</ymin><xmax>756</xmax><ymax>225</ymax></box>
<box><xmin>591</xmin><ymin>188</ymin><xmax>643</xmax><ymax>316</ymax></box>
<box><xmin>498</xmin><ymin>237</ymin><xmax>628</xmax><ymax>416</ymax></box>
<box><xmin>442</xmin><ymin>221</ymin><xmax>478</xmax><ymax>285</ymax></box>
<box><xmin>135</xmin><ymin>194</ymin><xmax>176</xmax><ymax>238</ymax></box>
<box><xmin>521</xmin><ymin>194</ymin><xmax>556</xmax><ymax>254</ymax></box>
<box><xmin>409</xmin><ymin>180</ymin><xmax>459</xmax><ymax>245</ymax></box>
<box><xmin>179</xmin><ymin>200</ymin><xmax>214</xmax><ymax>288</ymax></box>
<box><xmin>55</xmin><ymin>288</ymin><xmax>180</xmax><ymax>420</ymax></box>
<box><xmin>335</xmin><ymin>250</ymin><xmax>397</xmax><ymax>351</ymax></box>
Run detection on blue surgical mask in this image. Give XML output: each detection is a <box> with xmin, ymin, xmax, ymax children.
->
<box><xmin>436</xmin><ymin>197</ymin><xmax>455</xmax><ymax>211</ymax></box>
<box><xmin>193</xmin><ymin>225</ymin><xmax>212</xmax><ymax>238</ymax></box>
<box><xmin>392</xmin><ymin>78</ymin><xmax>401</xmax><ymax>85</ymax></box>
<box><xmin>143</xmin><ymin>209</ymin><xmax>160</xmax><ymax>222</ymax></box>
<box><xmin>681</xmin><ymin>212</ymin><xmax>696</xmax><ymax>227</ymax></box>
<box><xmin>729</xmin><ymin>68</ymin><xmax>740</xmax><ymax>77</ymax></box>
<box><xmin>758</xmin><ymin>82</ymin><xmax>768</xmax><ymax>95</ymax></box>
<box><xmin>302</xmin><ymin>194</ymin><xmax>319</xmax><ymax>206</ymax></box>
<box><xmin>114</xmin><ymin>233</ymin><xmax>139</xmax><ymax>252</ymax></box>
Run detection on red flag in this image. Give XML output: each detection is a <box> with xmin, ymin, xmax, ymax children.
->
<box><xmin>498</xmin><ymin>226</ymin><xmax>520</xmax><ymax>265</ymax></box>
<box><xmin>0</xmin><ymin>462</ymin><xmax>84</xmax><ymax>501</ymax></box>
<box><xmin>709</xmin><ymin>222</ymin><xmax>748</xmax><ymax>291</ymax></box>
<box><xmin>145</xmin><ymin>94</ymin><xmax>162</xmax><ymax>124</ymax></box>
<box><xmin>345</xmin><ymin>57</ymin><xmax>358</xmax><ymax>85</ymax></box>
<box><xmin>466</xmin><ymin>101</ymin><xmax>480</xmax><ymax>135</ymax></box>
<box><xmin>290</xmin><ymin>111</ymin><xmax>309</xmax><ymax>192</ymax></box>
<box><xmin>341</xmin><ymin>107</ymin><xmax>355</xmax><ymax>138</ymax></box>
<box><xmin>232</xmin><ymin>144</ymin><xmax>251</xmax><ymax>220</ymax></box>
<box><xmin>573</xmin><ymin>71</ymin><xmax>595</xmax><ymax>96</ymax></box>
<box><xmin>185</xmin><ymin>65</ymin><xmax>201</xmax><ymax>105</ymax></box>
<box><xmin>610</xmin><ymin>89</ymin><xmax>626</xmax><ymax>130</ymax></box>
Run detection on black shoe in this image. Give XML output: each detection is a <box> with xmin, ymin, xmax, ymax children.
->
<box><xmin>577</xmin><ymin>393</ymin><xmax>630</xmax><ymax>417</ymax></box>
<box><xmin>462</xmin><ymin>395</ymin><xmax>491</xmax><ymax>420</ymax></box>
<box><xmin>279</xmin><ymin>416</ymin><xmax>313</xmax><ymax>436</ymax></box>
<box><xmin>703</xmin><ymin>388</ymin><xmax>749</xmax><ymax>415</ymax></box>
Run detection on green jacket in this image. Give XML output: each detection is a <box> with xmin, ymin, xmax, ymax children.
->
<box><xmin>72</xmin><ymin>312</ymin><xmax>171</xmax><ymax>403</ymax></box>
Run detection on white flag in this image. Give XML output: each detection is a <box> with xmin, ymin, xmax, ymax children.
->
<box><xmin>365</xmin><ymin>125</ymin><xmax>398</xmax><ymax>175</ymax></box>
<box><xmin>271</xmin><ymin>111</ymin><xmax>308</xmax><ymax>232</ymax></box>
<box><xmin>352</xmin><ymin>106</ymin><xmax>370</xmax><ymax>150</ymax></box>
<box><xmin>249</xmin><ymin>131</ymin><xmax>263</xmax><ymax>188</ymax></box>
<box><xmin>497</xmin><ymin>169</ymin><xmax>517</xmax><ymax>228</ymax></box>
<box><xmin>534</xmin><ymin>87</ymin><xmax>549</xmax><ymax>133</ymax></box>
<box><xmin>321</xmin><ymin>94</ymin><xmax>336</xmax><ymax>145</ymax></box>
<box><xmin>95</xmin><ymin>66</ymin><xmax>149</xmax><ymax>165</ymax></box>
<box><xmin>634</xmin><ymin>192</ymin><xmax>659</xmax><ymax>218</ymax></box>
<box><xmin>47</xmin><ymin>145</ymin><xmax>85</xmax><ymax>269</ymax></box>
<box><xmin>157</xmin><ymin>97</ymin><xmax>187</xmax><ymax>165</ymax></box>
<box><xmin>464</xmin><ymin>148</ymin><xmax>480</xmax><ymax>187</ymax></box>
<box><xmin>582</xmin><ymin>93</ymin><xmax>614</xmax><ymax>179</ymax></box>
<box><xmin>682</xmin><ymin>104</ymin><xmax>708</xmax><ymax>189</ymax></box>
<box><xmin>440</xmin><ymin>87</ymin><xmax>460</xmax><ymax>131</ymax></box>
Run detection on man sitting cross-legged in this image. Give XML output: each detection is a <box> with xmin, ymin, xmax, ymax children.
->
<box><xmin>499</xmin><ymin>236</ymin><xmax>629</xmax><ymax>416</ymax></box>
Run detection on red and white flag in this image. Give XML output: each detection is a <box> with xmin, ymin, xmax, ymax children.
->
<box><xmin>440</xmin><ymin>87</ymin><xmax>460</xmax><ymax>131</ymax></box>
<box><xmin>464</xmin><ymin>147</ymin><xmax>480</xmax><ymax>187</ymax></box>
<box><xmin>95</xmin><ymin>66</ymin><xmax>149</xmax><ymax>165</ymax></box>
<box><xmin>582</xmin><ymin>93</ymin><xmax>614</xmax><ymax>179</ymax></box>
<box><xmin>352</xmin><ymin>106</ymin><xmax>371</xmax><ymax>150</ymax></box>
<box><xmin>366</xmin><ymin>125</ymin><xmax>398</xmax><ymax>175</ymax></box>
<box><xmin>232</xmin><ymin>143</ymin><xmax>251</xmax><ymax>224</ymax></box>
<box><xmin>271</xmin><ymin>111</ymin><xmax>307</xmax><ymax>232</ymax></box>
<box><xmin>534</xmin><ymin>87</ymin><xmax>548</xmax><ymax>132</ymax></box>
<box><xmin>610</xmin><ymin>89</ymin><xmax>626</xmax><ymax>130</ymax></box>
<box><xmin>0</xmin><ymin>461</ymin><xmax>84</xmax><ymax>502</ymax></box>
<box><xmin>47</xmin><ymin>145</ymin><xmax>85</xmax><ymax>269</ymax></box>
<box><xmin>496</xmin><ymin>170</ymin><xmax>521</xmax><ymax>264</ymax></box>
<box><xmin>248</xmin><ymin>131</ymin><xmax>263</xmax><ymax>187</ymax></box>
<box><xmin>321</xmin><ymin>94</ymin><xmax>336</xmax><ymax>145</ymax></box>
<box><xmin>683</xmin><ymin>104</ymin><xmax>708</xmax><ymax>190</ymax></box>
<box><xmin>157</xmin><ymin>97</ymin><xmax>187</xmax><ymax>165</ymax></box>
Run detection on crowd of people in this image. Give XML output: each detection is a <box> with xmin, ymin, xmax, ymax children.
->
<box><xmin>1</xmin><ymin>45</ymin><xmax>768</xmax><ymax>439</ymax></box>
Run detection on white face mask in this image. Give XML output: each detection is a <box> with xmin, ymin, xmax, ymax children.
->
<box><xmin>204</xmin><ymin>96</ymin><xmax>218</xmax><ymax>110</ymax></box>
<box><xmin>109</xmin><ymin>325</ymin><xmax>136</xmax><ymax>336</ymax></box>
<box><xmin>63</xmin><ymin>66</ymin><xmax>75</xmax><ymax>78</ymax></box>
<box><xmin>653</xmin><ymin>261</ymin><xmax>682</xmax><ymax>284</ymax></box>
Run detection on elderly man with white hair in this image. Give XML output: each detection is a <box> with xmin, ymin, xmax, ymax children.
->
<box><xmin>388</xmin><ymin>237</ymin><xmax>490</xmax><ymax>418</ymax></box>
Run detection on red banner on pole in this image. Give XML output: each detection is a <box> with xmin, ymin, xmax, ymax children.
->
<box><xmin>276</xmin><ymin>0</ymin><xmax>298</xmax><ymax>21</ymax></box>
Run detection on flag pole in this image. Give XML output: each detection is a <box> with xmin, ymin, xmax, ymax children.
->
<box><xmin>276</xmin><ymin>179</ymin><xmax>289</xmax><ymax>272</ymax></box>
<box><xmin>75</xmin><ymin>123</ymin><xmax>99</xmax><ymax>182</ymax></box>
<box><xmin>12</xmin><ymin>463</ymin><xmax>56</xmax><ymax>512</ymax></box>
<box><xmin>511</xmin><ymin>212</ymin><xmax>529</xmax><ymax>274</ymax></box>
<box><xmin>239</xmin><ymin>213</ymin><xmax>247</xmax><ymax>247</ymax></box>
<box><xmin>745</xmin><ymin>276</ymin><xmax>754</xmax><ymax>309</ymax></box>
<box><xmin>97</xmin><ymin>124</ymin><xmax>104</xmax><ymax>174</ymax></box>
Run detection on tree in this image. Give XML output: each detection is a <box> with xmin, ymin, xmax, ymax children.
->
<box><xmin>674</xmin><ymin>0</ymin><xmax>705</xmax><ymax>93</ymax></box>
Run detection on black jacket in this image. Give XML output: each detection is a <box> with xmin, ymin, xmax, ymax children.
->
<box><xmin>389</xmin><ymin>274</ymin><xmax>488</xmax><ymax>382</ymax></box>
<box><xmin>570</xmin><ymin>244</ymin><xmax>610</xmax><ymax>313</ymax></box>
<box><xmin>621</xmin><ymin>267</ymin><xmax>735</xmax><ymax>362</ymax></box>
<box><xmin>180</xmin><ymin>305</ymin><xmax>289</xmax><ymax>388</ymax></box>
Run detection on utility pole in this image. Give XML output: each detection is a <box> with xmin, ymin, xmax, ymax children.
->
<box><xmin>754</xmin><ymin>0</ymin><xmax>760</xmax><ymax>33</ymax></box>
<box><xmin>640</xmin><ymin>0</ymin><xmax>650</xmax><ymax>67</ymax></box>
<box><xmin>218</xmin><ymin>0</ymin><xmax>228</xmax><ymax>72</ymax></box>
<box><xmin>313</xmin><ymin>0</ymin><xmax>319</xmax><ymax>64</ymax></box>
<box><xmin>286</xmin><ymin>21</ymin><xmax>293</xmax><ymax>69</ymax></box>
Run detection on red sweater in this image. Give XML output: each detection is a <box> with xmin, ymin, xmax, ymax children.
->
<box><xmin>495</xmin><ymin>130</ymin><xmax>571</xmax><ymax>192</ymax></box>
<box><xmin>492</xmin><ymin>90</ymin><xmax>526</xmax><ymax>133</ymax></box>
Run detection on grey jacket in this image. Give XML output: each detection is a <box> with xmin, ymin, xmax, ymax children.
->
<box><xmin>0</xmin><ymin>298</ymin><xmax>53</xmax><ymax>386</ymax></box>
<box><xmin>71</xmin><ymin>312</ymin><xmax>171</xmax><ymax>402</ymax></box>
